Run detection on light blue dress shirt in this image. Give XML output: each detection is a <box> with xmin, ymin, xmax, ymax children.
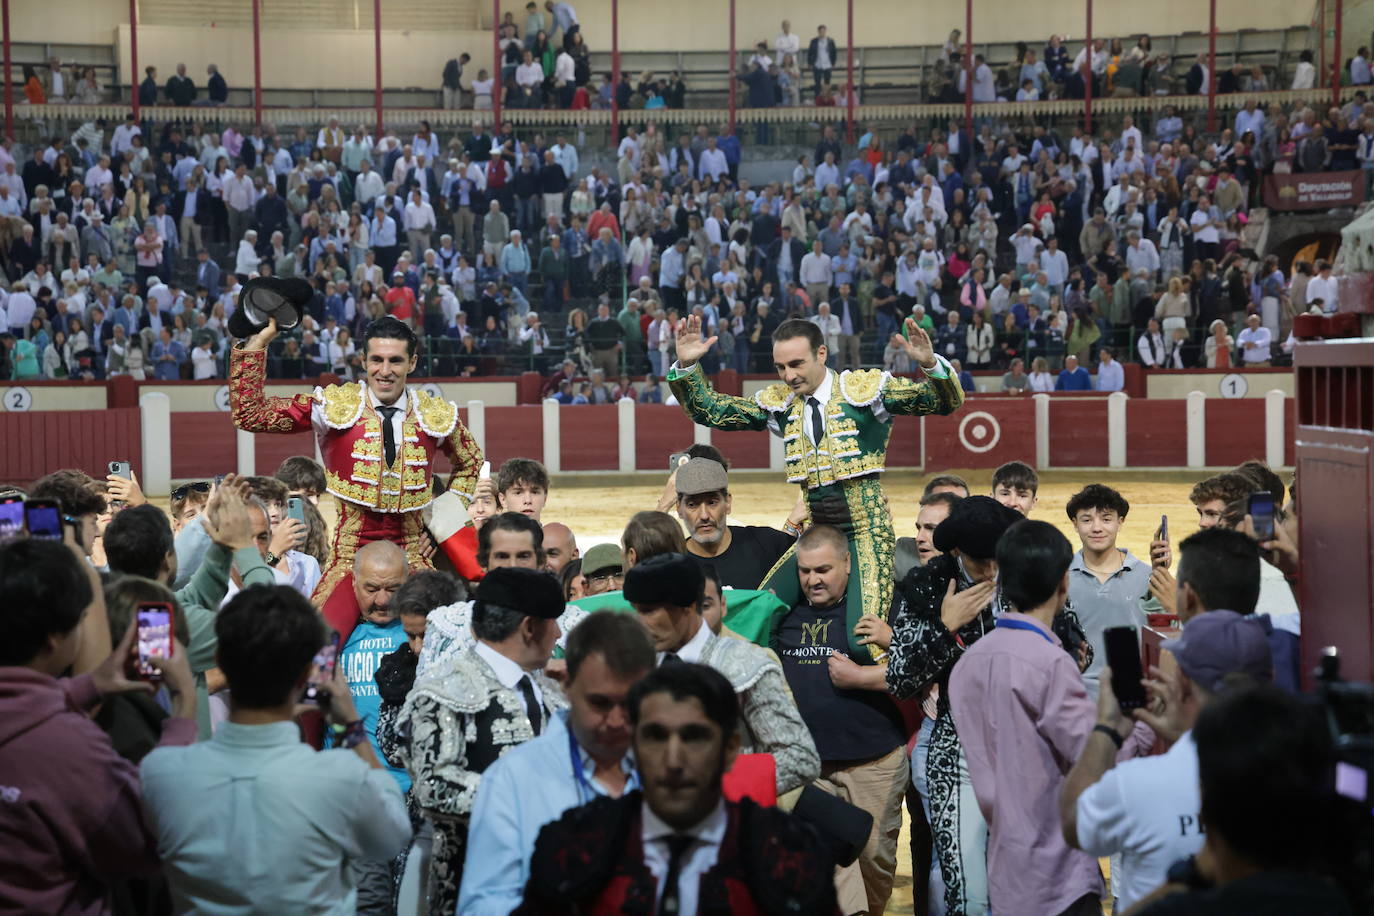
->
<box><xmin>140</xmin><ymin>720</ymin><xmax>411</xmax><ymax>915</ymax></box>
<box><xmin>457</xmin><ymin>709</ymin><xmax>636</xmax><ymax>916</ymax></box>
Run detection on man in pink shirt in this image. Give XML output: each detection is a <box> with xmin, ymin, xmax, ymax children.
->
<box><xmin>949</xmin><ymin>519</ymin><xmax>1152</xmax><ymax>916</ymax></box>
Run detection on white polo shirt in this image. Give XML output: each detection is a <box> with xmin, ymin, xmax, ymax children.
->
<box><xmin>1075</xmin><ymin>731</ymin><xmax>1204</xmax><ymax>910</ymax></box>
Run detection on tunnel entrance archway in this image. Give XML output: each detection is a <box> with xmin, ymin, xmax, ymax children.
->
<box><xmin>1270</xmin><ymin>231</ymin><xmax>1342</xmax><ymax>273</ymax></box>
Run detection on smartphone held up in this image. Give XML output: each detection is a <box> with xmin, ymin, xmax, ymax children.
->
<box><xmin>303</xmin><ymin>633</ymin><xmax>342</xmax><ymax>704</ymax></box>
<box><xmin>134</xmin><ymin>603</ymin><xmax>175</xmax><ymax>680</ymax></box>
<box><xmin>1104</xmin><ymin>625</ymin><xmax>1148</xmax><ymax>711</ymax></box>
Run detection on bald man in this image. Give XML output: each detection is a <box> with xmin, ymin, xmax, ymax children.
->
<box><xmin>337</xmin><ymin>540</ymin><xmax>413</xmax><ymax>797</ymax></box>
<box><xmin>541</xmin><ymin>522</ymin><xmax>578</xmax><ymax>575</ymax></box>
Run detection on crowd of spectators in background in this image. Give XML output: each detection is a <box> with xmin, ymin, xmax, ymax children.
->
<box><xmin>1</xmin><ymin>26</ymin><xmax>1366</xmax><ymax>389</ymax></box>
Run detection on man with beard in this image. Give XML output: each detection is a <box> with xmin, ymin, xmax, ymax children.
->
<box><xmin>458</xmin><ymin>612</ymin><xmax>655</xmax><ymax>915</ymax></box>
<box><xmin>674</xmin><ymin>457</ymin><xmax>794</xmax><ymax>589</ymax></box>
<box><xmin>516</xmin><ymin>663</ymin><xmax>838</xmax><ymax>916</ymax></box>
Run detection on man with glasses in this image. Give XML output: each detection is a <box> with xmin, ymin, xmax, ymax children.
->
<box><xmin>580</xmin><ymin>543</ymin><xmax>625</xmax><ymax>596</ymax></box>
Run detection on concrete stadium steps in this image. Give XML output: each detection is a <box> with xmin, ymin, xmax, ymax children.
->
<box><xmin>137</xmin><ymin>0</ymin><xmax>480</xmax><ymax>30</ymax></box>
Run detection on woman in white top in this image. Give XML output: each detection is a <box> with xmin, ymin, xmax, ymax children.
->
<box><xmin>471</xmin><ymin>69</ymin><xmax>494</xmax><ymax>110</ymax></box>
<box><xmin>325</xmin><ymin>328</ymin><xmax>356</xmax><ymax>377</ymax></box>
<box><xmin>346</xmin><ymin>211</ymin><xmax>370</xmax><ymax>275</ymax></box>
<box><xmin>191</xmin><ymin>339</ymin><xmax>218</xmax><ymax>379</ymax></box>
<box><xmin>965</xmin><ymin>311</ymin><xmax>994</xmax><ymax>368</ymax></box>
<box><xmin>235</xmin><ymin>231</ymin><xmax>261</xmax><ymax>278</ymax></box>
<box><xmin>1291</xmin><ymin>50</ymin><xmax>1316</xmax><ymax>90</ymax></box>
<box><xmin>1027</xmin><ymin>356</ymin><xmax>1055</xmax><ymax>392</ymax></box>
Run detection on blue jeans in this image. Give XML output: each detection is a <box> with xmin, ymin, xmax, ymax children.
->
<box><xmin>876</xmin><ymin>311</ymin><xmax>897</xmax><ymax>342</ymax></box>
<box><xmin>912</xmin><ymin>718</ymin><xmax>947</xmax><ymax>915</ymax></box>
<box><xmin>516</xmin><ymin>197</ymin><xmax>539</xmax><ymax>236</ymax></box>
<box><xmin>507</xmin><ymin>271</ymin><xmax>527</xmax><ymax>297</ymax></box>
<box><xmin>543</xmin><ymin>277</ymin><xmax>564</xmax><ymax>312</ymax></box>
<box><xmin>734</xmin><ymin>338</ymin><xmax>751</xmax><ymax>372</ymax></box>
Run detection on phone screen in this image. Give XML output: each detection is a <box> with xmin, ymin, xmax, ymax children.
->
<box><xmin>303</xmin><ymin>633</ymin><xmax>342</xmax><ymax>704</ymax></box>
<box><xmin>24</xmin><ymin>501</ymin><xmax>63</xmax><ymax>540</ymax></box>
<box><xmin>1104</xmin><ymin>626</ymin><xmax>1147</xmax><ymax>710</ymax></box>
<box><xmin>0</xmin><ymin>498</ymin><xmax>24</xmax><ymax>541</ymax></box>
<box><xmin>135</xmin><ymin>605</ymin><xmax>173</xmax><ymax>679</ymax></box>
<box><xmin>1248</xmin><ymin>490</ymin><xmax>1275</xmax><ymax>541</ymax></box>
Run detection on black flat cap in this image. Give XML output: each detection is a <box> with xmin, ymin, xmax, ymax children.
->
<box><xmin>932</xmin><ymin>495</ymin><xmax>1023</xmax><ymax>560</ymax></box>
<box><xmin>623</xmin><ymin>553</ymin><xmax>704</xmax><ymax>607</ymax></box>
<box><xmin>475</xmin><ymin>567</ymin><xmax>565</xmax><ymax>619</ymax></box>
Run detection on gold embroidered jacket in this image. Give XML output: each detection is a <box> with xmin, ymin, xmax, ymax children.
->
<box><xmin>229</xmin><ymin>347</ymin><xmax>483</xmax><ymax>513</ymax></box>
<box><xmin>667</xmin><ymin>364</ymin><xmax>965</xmax><ymax>489</ymax></box>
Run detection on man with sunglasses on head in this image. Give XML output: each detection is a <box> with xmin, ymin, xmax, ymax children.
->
<box><xmin>231</xmin><ymin>315</ymin><xmax>484</xmax><ymax>641</ymax></box>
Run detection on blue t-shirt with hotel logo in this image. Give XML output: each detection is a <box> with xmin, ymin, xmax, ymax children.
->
<box><xmin>339</xmin><ymin>618</ymin><xmax>410</xmax><ymax>791</ymax></box>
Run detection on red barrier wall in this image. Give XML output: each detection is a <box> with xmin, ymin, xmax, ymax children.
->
<box><xmin>484</xmin><ymin>406</ymin><xmax>544</xmax><ymax>466</ymax></box>
<box><xmin>1</xmin><ymin>398</ymin><xmax>1299</xmax><ymax>484</ymax></box>
<box><xmin>559</xmin><ymin>405</ymin><xmax>620</xmax><ymax>471</ymax></box>
<box><xmin>0</xmin><ymin>409</ymin><xmax>142</xmax><ymax>484</ymax></box>
<box><xmin>1126</xmin><ymin>400</ymin><xmax>1188</xmax><ymax>467</ymax></box>
<box><xmin>925</xmin><ymin>399</ymin><xmax>1037</xmax><ymax>470</ymax></box>
<box><xmin>635</xmin><ymin>406</ymin><xmax>696</xmax><ymax>470</ymax></box>
<box><xmin>1049</xmin><ymin>400</ymin><xmax>1109</xmax><ymax>467</ymax></box>
<box><xmin>171</xmin><ymin>413</ymin><xmax>237</xmax><ymax>480</ymax></box>
<box><xmin>1205</xmin><ymin>399</ymin><xmax>1268</xmax><ymax>467</ymax></box>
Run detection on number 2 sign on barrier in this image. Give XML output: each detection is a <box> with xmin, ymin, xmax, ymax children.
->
<box><xmin>3</xmin><ymin>387</ymin><xmax>33</xmax><ymax>412</ymax></box>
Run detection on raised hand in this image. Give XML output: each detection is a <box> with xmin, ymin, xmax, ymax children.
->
<box><xmin>891</xmin><ymin>317</ymin><xmax>937</xmax><ymax>370</ymax></box>
<box><xmin>674</xmin><ymin>314</ymin><xmax>718</xmax><ymax>368</ymax></box>
<box><xmin>244</xmin><ymin>316</ymin><xmax>279</xmax><ymax>351</ymax></box>
<box><xmin>105</xmin><ymin>470</ymin><xmax>147</xmax><ymax>508</ymax></box>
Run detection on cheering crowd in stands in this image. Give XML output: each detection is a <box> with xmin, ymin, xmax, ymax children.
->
<box><xmin>1</xmin><ymin>443</ymin><xmax>1358</xmax><ymax>916</ymax></box>
<box><xmin>1</xmin><ymin>29</ymin><xmax>1368</xmax><ymax>385</ymax></box>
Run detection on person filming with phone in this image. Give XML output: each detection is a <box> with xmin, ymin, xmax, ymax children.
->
<box><xmin>0</xmin><ymin>535</ymin><xmax>197</xmax><ymax>913</ymax></box>
<box><xmin>1060</xmin><ymin>601</ymin><xmax>1273</xmax><ymax>913</ymax></box>
<box><xmin>139</xmin><ymin>584</ymin><xmax>411</xmax><ymax>914</ymax></box>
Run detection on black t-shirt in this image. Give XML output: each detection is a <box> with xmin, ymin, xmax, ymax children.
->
<box><xmin>773</xmin><ymin>599</ymin><xmax>906</xmax><ymax>762</ymax></box>
<box><xmin>688</xmin><ymin>525</ymin><xmax>794</xmax><ymax>591</ymax></box>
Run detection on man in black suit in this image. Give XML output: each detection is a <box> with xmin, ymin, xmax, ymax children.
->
<box><xmin>207</xmin><ymin>63</ymin><xmax>228</xmax><ymax>104</ymax></box>
<box><xmin>765</xmin><ymin>224</ymin><xmax>805</xmax><ymax>293</ymax></box>
<box><xmin>21</xmin><ymin>148</ymin><xmax>54</xmax><ymax>201</ymax></box>
<box><xmin>1185</xmin><ymin>53</ymin><xmax>1208</xmax><ymax>96</ymax></box>
<box><xmin>807</xmin><ymin>24</ymin><xmax>838</xmax><ymax>95</ymax></box>
<box><xmin>253</xmin><ymin>185</ymin><xmax>289</xmax><ymax>245</ymax></box>
<box><xmin>402</xmin><ymin>154</ymin><xmax>442</xmax><ymax>205</ymax></box>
